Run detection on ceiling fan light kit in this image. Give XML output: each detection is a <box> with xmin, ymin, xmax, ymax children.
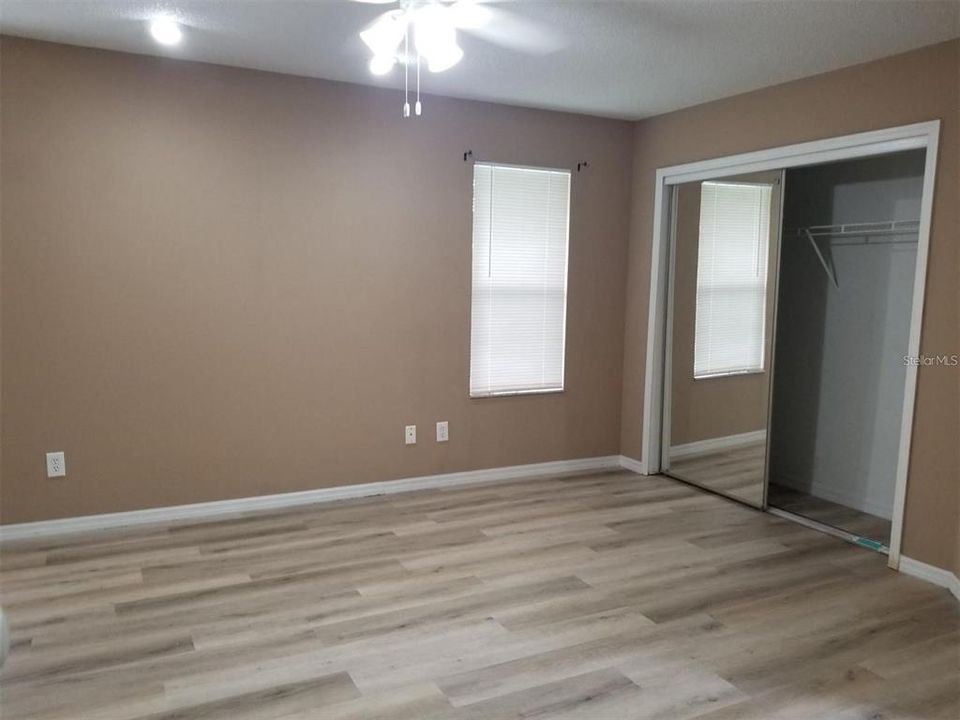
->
<box><xmin>358</xmin><ymin>0</ymin><xmax>468</xmax><ymax>117</ymax></box>
<box><xmin>354</xmin><ymin>0</ymin><xmax>561</xmax><ymax>117</ymax></box>
<box><xmin>369</xmin><ymin>54</ymin><xmax>396</xmax><ymax>75</ymax></box>
<box><xmin>359</xmin><ymin>9</ymin><xmax>407</xmax><ymax>56</ymax></box>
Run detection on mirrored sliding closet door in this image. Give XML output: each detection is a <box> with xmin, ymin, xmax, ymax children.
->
<box><xmin>662</xmin><ymin>171</ymin><xmax>783</xmax><ymax>507</ymax></box>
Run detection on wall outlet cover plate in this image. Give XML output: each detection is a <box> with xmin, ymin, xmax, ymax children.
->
<box><xmin>46</xmin><ymin>451</ymin><xmax>66</xmax><ymax>478</ymax></box>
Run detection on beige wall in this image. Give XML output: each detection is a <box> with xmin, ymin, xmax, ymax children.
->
<box><xmin>1</xmin><ymin>36</ymin><xmax>957</xmax><ymax>576</ymax></box>
<box><xmin>621</xmin><ymin>40</ymin><xmax>960</xmax><ymax>572</ymax></box>
<box><xmin>0</xmin><ymin>38</ymin><xmax>633</xmax><ymax>523</ymax></box>
<box><xmin>669</xmin><ymin>172</ymin><xmax>780</xmax><ymax>446</ymax></box>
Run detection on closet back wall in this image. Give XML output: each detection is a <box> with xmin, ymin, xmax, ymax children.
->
<box><xmin>620</xmin><ymin>39</ymin><xmax>960</xmax><ymax>573</ymax></box>
<box><xmin>0</xmin><ymin>38</ymin><xmax>633</xmax><ymax>523</ymax></box>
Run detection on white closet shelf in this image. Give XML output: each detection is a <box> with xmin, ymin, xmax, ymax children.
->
<box><xmin>788</xmin><ymin>219</ymin><xmax>920</xmax><ymax>239</ymax></box>
<box><xmin>788</xmin><ymin>220</ymin><xmax>920</xmax><ymax>290</ymax></box>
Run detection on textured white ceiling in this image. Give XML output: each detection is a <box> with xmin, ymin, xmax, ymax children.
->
<box><xmin>2</xmin><ymin>1</ymin><xmax>957</xmax><ymax>120</ymax></box>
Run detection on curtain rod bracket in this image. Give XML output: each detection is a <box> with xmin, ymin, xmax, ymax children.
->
<box><xmin>464</xmin><ymin>150</ymin><xmax>474</xmax><ymax>162</ymax></box>
<box><xmin>577</xmin><ymin>161</ymin><xmax>590</xmax><ymax>172</ymax></box>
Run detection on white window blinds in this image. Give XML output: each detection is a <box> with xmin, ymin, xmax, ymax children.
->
<box><xmin>694</xmin><ymin>181</ymin><xmax>772</xmax><ymax>378</ymax></box>
<box><xmin>470</xmin><ymin>163</ymin><xmax>571</xmax><ymax>397</ymax></box>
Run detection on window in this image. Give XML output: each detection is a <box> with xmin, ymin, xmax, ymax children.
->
<box><xmin>470</xmin><ymin>163</ymin><xmax>571</xmax><ymax>397</ymax></box>
<box><xmin>694</xmin><ymin>181</ymin><xmax>772</xmax><ymax>378</ymax></box>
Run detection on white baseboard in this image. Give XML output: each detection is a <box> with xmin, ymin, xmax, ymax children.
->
<box><xmin>0</xmin><ymin>455</ymin><xmax>625</xmax><ymax>543</ymax></box>
<box><xmin>669</xmin><ymin>430</ymin><xmax>767</xmax><ymax>460</ymax></box>
<box><xmin>899</xmin><ymin>556</ymin><xmax>960</xmax><ymax>602</ymax></box>
<box><xmin>618</xmin><ymin>455</ymin><xmax>646</xmax><ymax>475</ymax></box>
<box><xmin>6</xmin><ymin>456</ymin><xmax>953</xmax><ymax>603</ymax></box>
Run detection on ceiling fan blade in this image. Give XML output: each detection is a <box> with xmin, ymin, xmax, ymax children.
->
<box><xmin>446</xmin><ymin>0</ymin><xmax>495</xmax><ymax>30</ymax></box>
<box><xmin>359</xmin><ymin>9</ymin><xmax>394</xmax><ymax>34</ymax></box>
<box><xmin>456</xmin><ymin>5</ymin><xmax>565</xmax><ymax>56</ymax></box>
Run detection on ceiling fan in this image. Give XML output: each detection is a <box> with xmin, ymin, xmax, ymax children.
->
<box><xmin>352</xmin><ymin>0</ymin><xmax>561</xmax><ymax>116</ymax></box>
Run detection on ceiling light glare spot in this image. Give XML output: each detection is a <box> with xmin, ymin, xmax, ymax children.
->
<box><xmin>149</xmin><ymin>18</ymin><xmax>182</xmax><ymax>46</ymax></box>
<box><xmin>369</xmin><ymin>54</ymin><xmax>396</xmax><ymax>76</ymax></box>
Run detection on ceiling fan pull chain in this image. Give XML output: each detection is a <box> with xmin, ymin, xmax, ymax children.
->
<box><xmin>415</xmin><ymin>49</ymin><xmax>422</xmax><ymax>116</ymax></box>
<box><xmin>403</xmin><ymin>22</ymin><xmax>411</xmax><ymax>117</ymax></box>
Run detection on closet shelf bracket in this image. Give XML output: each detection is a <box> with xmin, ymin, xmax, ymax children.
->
<box><xmin>802</xmin><ymin>227</ymin><xmax>840</xmax><ymax>289</ymax></box>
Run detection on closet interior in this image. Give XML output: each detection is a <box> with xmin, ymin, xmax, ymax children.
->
<box><xmin>662</xmin><ymin>148</ymin><xmax>926</xmax><ymax>552</ymax></box>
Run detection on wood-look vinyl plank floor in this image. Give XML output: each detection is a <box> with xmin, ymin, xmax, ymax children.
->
<box><xmin>768</xmin><ymin>482</ymin><xmax>893</xmax><ymax>544</ymax></box>
<box><xmin>670</xmin><ymin>440</ymin><xmax>894</xmax><ymax>544</ymax></box>
<box><xmin>1</xmin><ymin>470</ymin><xmax>957</xmax><ymax>719</ymax></box>
<box><xmin>668</xmin><ymin>442</ymin><xmax>767</xmax><ymax>506</ymax></box>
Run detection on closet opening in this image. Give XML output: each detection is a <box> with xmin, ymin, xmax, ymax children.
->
<box><xmin>642</xmin><ymin>122</ymin><xmax>939</xmax><ymax>567</ymax></box>
<box><xmin>767</xmin><ymin>150</ymin><xmax>927</xmax><ymax>551</ymax></box>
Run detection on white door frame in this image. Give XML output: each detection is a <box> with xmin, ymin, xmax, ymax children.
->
<box><xmin>639</xmin><ymin>120</ymin><xmax>941</xmax><ymax>570</ymax></box>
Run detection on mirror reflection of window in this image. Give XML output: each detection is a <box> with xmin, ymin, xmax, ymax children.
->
<box><xmin>694</xmin><ymin>182</ymin><xmax>773</xmax><ymax>379</ymax></box>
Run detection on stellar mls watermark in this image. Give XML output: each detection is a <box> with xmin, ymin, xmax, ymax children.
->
<box><xmin>903</xmin><ymin>354</ymin><xmax>959</xmax><ymax>367</ymax></box>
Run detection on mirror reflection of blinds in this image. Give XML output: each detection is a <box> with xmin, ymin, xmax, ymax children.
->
<box><xmin>694</xmin><ymin>181</ymin><xmax>772</xmax><ymax>379</ymax></box>
<box><xmin>470</xmin><ymin>163</ymin><xmax>571</xmax><ymax>397</ymax></box>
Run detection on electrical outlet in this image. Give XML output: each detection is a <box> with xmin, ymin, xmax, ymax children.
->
<box><xmin>46</xmin><ymin>451</ymin><xmax>66</xmax><ymax>478</ymax></box>
<box><xmin>436</xmin><ymin>421</ymin><xmax>449</xmax><ymax>442</ymax></box>
<box><xmin>405</xmin><ymin>425</ymin><xmax>417</xmax><ymax>445</ymax></box>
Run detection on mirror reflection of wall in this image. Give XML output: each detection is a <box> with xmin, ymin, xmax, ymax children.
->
<box><xmin>665</xmin><ymin>170</ymin><xmax>782</xmax><ymax>507</ymax></box>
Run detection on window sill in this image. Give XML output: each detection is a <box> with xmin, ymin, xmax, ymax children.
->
<box><xmin>470</xmin><ymin>388</ymin><xmax>565</xmax><ymax>399</ymax></box>
<box><xmin>694</xmin><ymin>369</ymin><xmax>765</xmax><ymax>381</ymax></box>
